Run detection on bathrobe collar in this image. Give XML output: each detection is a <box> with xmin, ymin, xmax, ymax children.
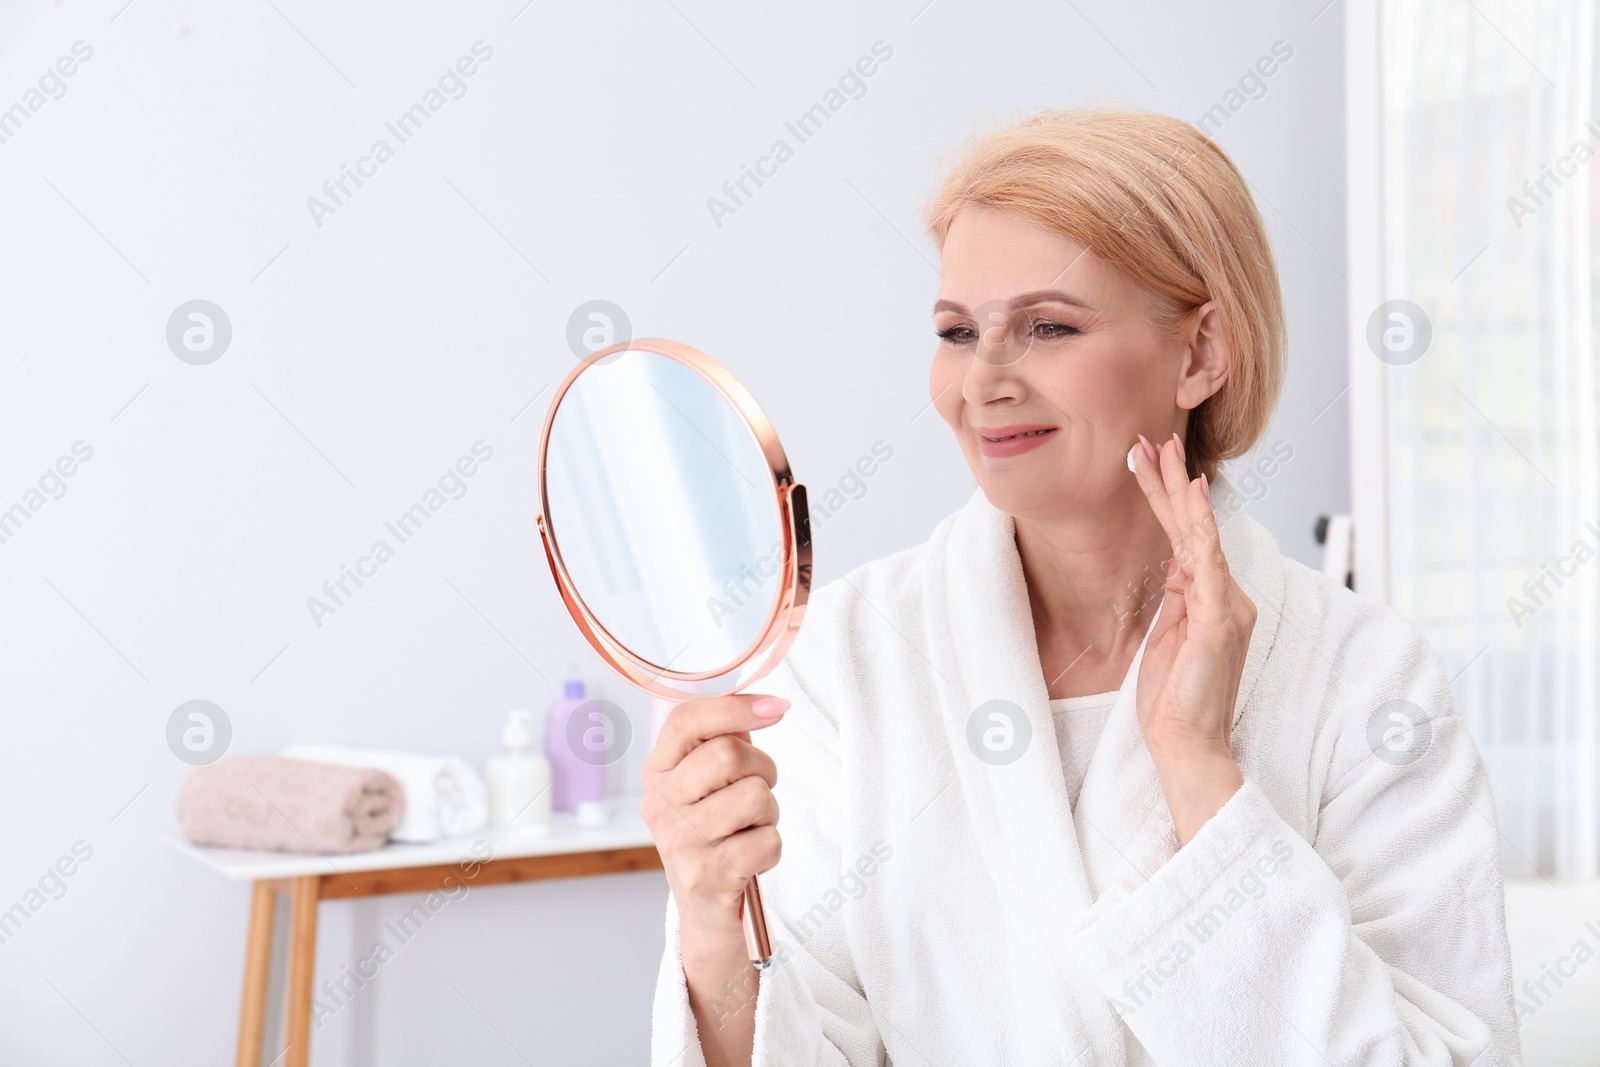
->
<box><xmin>925</xmin><ymin>479</ymin><xmax>1287</xmax><ymax>1061</ymax></box>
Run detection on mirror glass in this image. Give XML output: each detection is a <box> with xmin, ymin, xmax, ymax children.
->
<box><xmin>544</xmin><ymin>347</ymin><xmax>785</xmax><ymax>675</ymax></box>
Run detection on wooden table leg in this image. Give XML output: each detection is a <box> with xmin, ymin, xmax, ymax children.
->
<box><xmin>235</xmin><ymin>881</ymin><xmax>276</xmax><ymax>1067</ymax></box>
<box><xmin>281</xmin><ymin>876</ymin><xmax>321</xmax><ymax>1067</ymax></box>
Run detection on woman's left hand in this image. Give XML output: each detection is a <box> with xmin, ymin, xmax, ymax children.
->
<box><xmin>1130</xmin><ymin>433</ymin><xmax>1255</xmax><ymax>845</ymax></box>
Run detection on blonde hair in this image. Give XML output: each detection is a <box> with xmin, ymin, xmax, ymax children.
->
<box><xmin>923</xmin><ymin>107</ymin><xmax>1285</xmax><ymax>481</ymax></box>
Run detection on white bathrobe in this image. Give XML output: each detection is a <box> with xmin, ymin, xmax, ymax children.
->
<box><xmin>650</xmin><ymin>483</ymin><xmax>1521</xmax><ymax>1066</ymax></box>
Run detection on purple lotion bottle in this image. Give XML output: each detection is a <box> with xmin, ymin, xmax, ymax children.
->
<box><xmin>544</xmin><ymin>679</ymin><xmax>607</xmax><ymax>813</ymax></box>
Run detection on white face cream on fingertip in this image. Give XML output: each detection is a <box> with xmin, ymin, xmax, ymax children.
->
<box><xmin>1126</xmin><ymin>444</ymin><xmax>1139</xmax><ymax>473</ymax></box>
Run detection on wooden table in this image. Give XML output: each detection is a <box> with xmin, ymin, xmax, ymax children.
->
<box><xmin>169</xmin><ymin>804</ymin><xmax>663</xmax><ymax>1067</ymax></box>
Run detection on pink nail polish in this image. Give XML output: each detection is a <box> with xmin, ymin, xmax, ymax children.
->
<box><xmin>1200</xmin><ymin>472</ymin><xmax>1210</xmax><ymax>500</ymax></box>
<box><xmin>1172</xmin><ymin>433</ymin><xmax>1186</xmax><ymax>463</ymax></box>
<box><xmin>752</xmin><ymin>696</ymin><xmax>789</xmax><ymax>717</ymax></box>
<box><xmin>1138</xmin><ymin>434</ymin><xmax>1157</xmax><ymax>466</ymax></box>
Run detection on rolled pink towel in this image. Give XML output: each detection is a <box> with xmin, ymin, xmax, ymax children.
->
<box><xmin>177</xmin><ymin>757</ymin><xmax>406</xmax><ymax>855</ymax></box>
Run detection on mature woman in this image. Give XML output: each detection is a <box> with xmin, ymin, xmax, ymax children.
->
<box><xmin>642</xmin><ymin>108</ymin><xmax>1520</xmax><ymax>1066</ymax></box>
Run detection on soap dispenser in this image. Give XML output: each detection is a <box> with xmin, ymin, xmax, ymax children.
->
<box><xmin>487</xmin><ymin>708</ymin><xmax>552</xmax><ymax>835</ymax></box>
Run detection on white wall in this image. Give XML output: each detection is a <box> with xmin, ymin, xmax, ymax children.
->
<box><xmin>0</xmin><ymin>2</ymin><xmax>1347</xmax><ymax>1063</ymax></box>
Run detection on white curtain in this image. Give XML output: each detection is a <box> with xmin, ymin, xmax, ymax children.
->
<box><xmin>1379</xmin><ymin>0</ymin><xmax>1600</xmax><ymax>877</ymax></box>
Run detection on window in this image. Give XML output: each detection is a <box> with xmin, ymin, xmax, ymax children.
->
<box><xmin>1349</xmin><ymin>0</ymin><xmax>1600</xmax><ymax>876</ymax></box>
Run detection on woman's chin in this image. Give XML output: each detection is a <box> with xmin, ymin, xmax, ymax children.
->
<box><xmin>972</xmin><ymin>474</ymin><xmax>1067</xmax><ymax>519</ymax></box>
<box><xmin>972</xmin><ymin>466</ymin><xmax>1120</xmax><ymax>523</ymax></box>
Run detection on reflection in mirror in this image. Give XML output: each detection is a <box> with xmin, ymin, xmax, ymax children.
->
<box><xmin>544</xmin><ymin>348</ymin><xmax>784</xmax><ymax>675</ymax></box>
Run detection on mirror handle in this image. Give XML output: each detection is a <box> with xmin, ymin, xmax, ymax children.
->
<box><xmin>740</xmin><ymin>874</ymin><xmax>774</xmax><ymax>969</ymax></box>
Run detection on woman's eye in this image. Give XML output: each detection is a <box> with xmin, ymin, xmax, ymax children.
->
<box><xmin>1033</xmin><ymin>320</ymin><xmax>1080</xmax><ymax>339</ymax></box>
<box><xmin>937</xmin><ymin>325</ymin><xmax>976</xmax><ymax>345</ymax></box>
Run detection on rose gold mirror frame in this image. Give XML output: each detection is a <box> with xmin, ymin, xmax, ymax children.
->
<box><xmin>534</xmin><ymin>337</ymin><xmax>812</xmax><ymax>969</ymax></box>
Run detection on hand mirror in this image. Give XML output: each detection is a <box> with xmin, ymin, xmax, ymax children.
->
<box><xmin>536</xmin><ymin>338</ymin><xmax>812</xmax><ymax>968</ymax></box>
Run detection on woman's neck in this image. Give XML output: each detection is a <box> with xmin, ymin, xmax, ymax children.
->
<box><xmin>1015</xmin><ymin>491</ymin><xmax>1173</xmax><ymax>699</ymax></box>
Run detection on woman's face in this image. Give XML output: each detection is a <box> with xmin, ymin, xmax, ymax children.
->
<box><xmin>931</xmin><ymin>206</ymin><xmax>1214</xmax><ymax>523</ymax></box>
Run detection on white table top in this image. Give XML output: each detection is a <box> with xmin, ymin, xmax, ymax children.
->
<box><xmin>167</xmin><ymin>798</ymin><xmax>657</xmax><ymax>882</ymax></box>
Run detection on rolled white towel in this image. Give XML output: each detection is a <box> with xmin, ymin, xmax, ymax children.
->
<box><xmin>279</xmin><ymin>744</ymin><xmax>488</xmax><ymax>843</ymax></box>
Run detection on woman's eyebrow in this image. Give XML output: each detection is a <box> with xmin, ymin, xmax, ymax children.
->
<box><xmin>1011</xmin><ymin>288</ymin><xmax>1095</xmax><ymax>310</ymax></box>
<box><xmin>932</xmin><ymin>289</ymin><xmax>1095</xmax><ymax>315</ymax></box>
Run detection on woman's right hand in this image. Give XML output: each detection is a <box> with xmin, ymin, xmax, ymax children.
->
<box><xmin>641</xmin><ymin>698</ymin><xmax>787</xmax><ymax>1067</ymax></box>
<box><xmin>640</xmin><ymin>693</ymin><xmax>789</xmax><ymax>932</ymax></box>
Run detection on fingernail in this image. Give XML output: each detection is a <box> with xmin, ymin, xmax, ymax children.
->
<box><xmin>1126</xmin><ymin>444</ymin><xmax>1140</xmax><ymax>473</ymax></box>
<box><xmin>1172</xmin><ymin>433</ymin><xmax>1186</xmax><ymax>463</ymax></box>
<box><xmin>1200</xmin><ymin>472</ymin><xmax>1210</xmax><ymax>500</ymax></box>
<box><xmin>1138</xmin><ymin>434</ymin><xmax>1157</xmax><ymax>466</ymax></box>
<box><xmin>752</xmin><ymin>696</ymin><xmax>790</xmax><ymax>717</ymax></box>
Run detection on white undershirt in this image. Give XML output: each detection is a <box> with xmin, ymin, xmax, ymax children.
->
<box><xmin>1048</xmin><ymin>692</ymin><xmax>1118</xmax><ymax>809</ymax></box>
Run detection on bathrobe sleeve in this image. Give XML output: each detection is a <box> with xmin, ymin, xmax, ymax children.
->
<box><xmin>649</xmin><ymin>659</ymin><xmax>886</xmax><ymax>1067</ymax></box>
<box><xmin>1065</xmin><ymin>631</ymin><xmax>1520</xmax><ymax>1066</ymax></box>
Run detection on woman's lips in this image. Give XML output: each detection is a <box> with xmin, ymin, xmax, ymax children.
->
<box><xmin>976</xmin><ymin>424</ymin><xmax>1059</xmax><ymax>457</ymax></box>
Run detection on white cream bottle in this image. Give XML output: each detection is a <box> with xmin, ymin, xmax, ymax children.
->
<box><xmin>487</xmin><ymin>708</ymin><xmax>552</xmax><ymax>835</ymax></box>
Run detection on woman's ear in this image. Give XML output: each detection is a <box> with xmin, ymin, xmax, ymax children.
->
<box><xmin>1176</xmin><ymin>299</ymin><xmax>1230</xmax><ymax>411</ymax></box>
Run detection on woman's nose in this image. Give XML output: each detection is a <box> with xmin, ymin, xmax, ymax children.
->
<box><xmin>962</xmin><ymin>350</ymin><xmax>1026</xmax><ymax>407</ymax></box>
